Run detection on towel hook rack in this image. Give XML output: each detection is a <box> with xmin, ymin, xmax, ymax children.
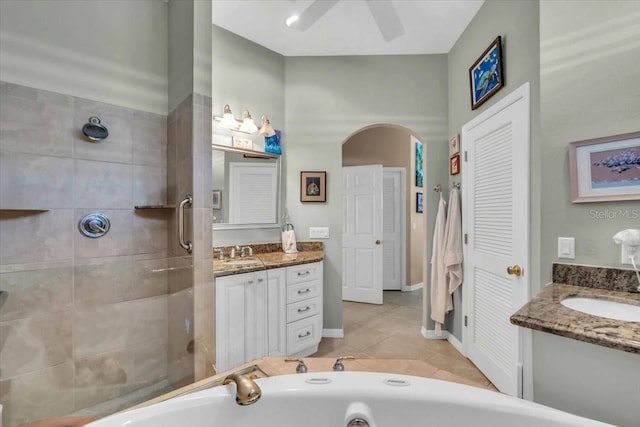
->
<box><xmin>452</xmin><ymin>182</ymin><xmax>461</xmax><ymax>190</ymax></box>
<box><xmin>434</xmin><ymin>184</ymin><xmax>442</xmax><ymax>193</ymax></box>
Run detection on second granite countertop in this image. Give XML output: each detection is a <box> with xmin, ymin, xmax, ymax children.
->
<box><xmin>510</xmin><ymin>282</ymin><xmax>640</xmax><ymax>354</ymax></box>
<box><xmin>213</xmin><ymin>250</ymin><xmax>324</xmax><ymax>278</ymax></box>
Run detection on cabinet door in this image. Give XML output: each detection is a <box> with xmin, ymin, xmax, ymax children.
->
<box><xmin>245</xmin><ymin>272</ymin><xmax>267</xmax><ymax>362</ymax></box>
<box><xmin>215</xmin><ymin>274</ymin><xmax>248</xmax><ymax>373</ymax></box>
<box><xmin>265</xmin><ymin>268</ymin><xmax>286</xmax><ymax>356</ymax></box>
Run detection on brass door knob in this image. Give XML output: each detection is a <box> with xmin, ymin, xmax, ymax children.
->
<box><xmin>375</xmin><ymin>240</ymin><xmax>381</xmax><ymax>245</ymax></box>
<box><xmin>507</xmin><ymin>265</ymin><xmax>522</xmax><ymax>276</ymax></box>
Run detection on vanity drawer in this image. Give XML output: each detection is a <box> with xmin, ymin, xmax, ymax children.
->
<box><xmin>287</xmin><ymin>262</ymin><xmax>321</xmax><ymax>285</ymax></box>
<box><xmin>287</xmin><ymin>296</ymin><xmax>321</xmax><ymax>323</ymax></box>
<box><xmin>287</xmin><ymin>280</ymin><xmax>321</xmax><ymax>304</ymax></box>
<box><xmin>286</xmin><ymin>314</ymin><xmax>321</xmax><ymax>355</ymax></box>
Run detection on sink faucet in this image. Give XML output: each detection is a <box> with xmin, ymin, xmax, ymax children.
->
<box><xmin>240</xmin><ymin>246</ymin><xmax>253</xmax><ymax>257</ymax></box>
<box><xmin>213</xmin><ymin>248</ymin><xmax>224</xmax><ymax>260</ymax></box>
<box><xmin>230</xmin><ymin>245</ymin><xmax>241</xmax><ymax>259</ymax></box>
<box><xmin>223</xmin><ymin>373</ymin><xmax>262</xmax><ymax>405</ymax></box>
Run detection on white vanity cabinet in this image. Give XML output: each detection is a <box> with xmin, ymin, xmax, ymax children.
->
<box><xmin>215</xmin><ymin>270</ymin><xmax>268</xmax><ymax>373</ymax></box>
<box><xmin>286</xmin><ymin>262</ymin><xmax>323</xmax><ymax>356</ymax></box>
<box><xmin>215</xmin><ymin>261</ymin><xmax>323</xmax><ymax>372</ymax></box>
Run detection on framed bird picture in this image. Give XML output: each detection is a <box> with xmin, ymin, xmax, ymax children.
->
<box><xmin>469</xmin><ymin>36</ymin><xmax>503</xmax><ymax>110</ymax></box>
<box><xmin>568</xmin><ymin>131</ymin><xmax>640</xmax><ymax>203</ymax></box>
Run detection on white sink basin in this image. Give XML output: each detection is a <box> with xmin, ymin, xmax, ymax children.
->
<box><xmin>561</xmin><ymin>297</ymin><xmax>640</xmax><ymax>322</ymax></box>
<box><xmin>223</xmin><ymin>259</ymin><xmax>262</xmax><ymax>267</ymax></box>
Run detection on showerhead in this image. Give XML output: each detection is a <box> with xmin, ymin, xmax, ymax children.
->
<box><xmin>82</xmin><ymin>116</ymin><xmax>109</xmax><ymax>141</ymax></box>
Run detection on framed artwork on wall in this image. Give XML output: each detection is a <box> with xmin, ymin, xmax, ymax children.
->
<box><xmin>300</xmin><ymin>171</ymin><xmax>327</xmax><ymax>202</ymax></box>
<box><xmin>469</xmin><ymin>36</ymin><xmax>504</xmax><ymax>110</ymax></box>
<box><xmin>416</xmin><ymin>192</ymin><xmax>424</xmax><ymax>213</ymax></box>
<box><xmin>449</xmin><ymin>134</ymin><xmax>460</xmax><ymax>156</ymax></box>
<box><xmin>415</xmin><ymin>141</ymin><xmax>424</xmax><ymax>187</ymax></box>
<box><xmin>569</xmin><ymin>131</ymin><xmax>640</xmax><ymax>203</ymax></box>
<box><xmin>450</xmin><ymin>154</ymin><xmax>461</xmax><ymax>176</ymax></box>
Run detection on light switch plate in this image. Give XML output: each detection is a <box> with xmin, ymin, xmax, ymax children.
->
<box><xmin>309</xmin><ymin>227</ymin><xmax>330</xmax><ymax>239</ymax></box>
<box><xmin>557</xmin><ymin>237</ymin><xmax>575</xmax><ymax>259</ymax></box>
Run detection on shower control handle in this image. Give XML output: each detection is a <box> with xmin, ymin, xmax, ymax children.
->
<box><xmin>78</xmin><ymin>213</ymin><xmax>110</xmax><ymax>238</ymax></box>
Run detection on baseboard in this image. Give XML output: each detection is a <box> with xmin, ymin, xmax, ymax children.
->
<box><xmin>421</xmin><ymin>327</ymin><xmax>465</xmax><ymax>357</ymax></box>
<box><xmin>421</xmin><ymin>327</ymin><xmax>448</xmax><ymax>340</ymax></box>
<box><xmin>447</xmin><ymin>332</ymin><xmax>464</xmax><ymax>355</ymax></box>
<box><xmin>402</xmin><ymin>282</ymin><xmax>423</xmax><ymax>292</ymax></box>
<box><xmin>322</xmin><ymin>328</ymin><xmax>344</xmax><ymax>338</ymax></box>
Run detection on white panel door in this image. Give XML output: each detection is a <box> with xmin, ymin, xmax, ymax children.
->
<box><xmin>462</xmin><ymin>83</ymin><xmax>530</xmax><ymax>397</ymax></box>
<box><xmin>342</xmin><ymin>165</ymin><xmax>383</xmax><ymax>304</ymax></box>
<box><xmin>383</xmin><ymin>168</ymin><xmax>405</xmax><ymax>290</ymax></box>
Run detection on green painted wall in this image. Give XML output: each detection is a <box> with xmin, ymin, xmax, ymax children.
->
<box><xmin>0</xmin><ymin>0</ymin><xmax>168</xmax><ymax>114</ymax></box>
<box><xmin>446</xmin><ymin>0</ymin><xmax>541</xmax><ymax>339</ymax></box>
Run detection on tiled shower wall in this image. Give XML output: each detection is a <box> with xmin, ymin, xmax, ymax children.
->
<box><xmin>0</xmin><ymin>81</ymin><xmax>191</xmax><ymax>425</ymax></box>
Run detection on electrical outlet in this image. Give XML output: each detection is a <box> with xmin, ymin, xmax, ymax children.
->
<box><xmin>309</xmin><ymin>227</ymin><xmax>330</xmax><ymax>239</ymax></box>
<box><xmin>621</xmin><ymin>244</ymin><xmax>638</xmax><ymax>265</ymax></box>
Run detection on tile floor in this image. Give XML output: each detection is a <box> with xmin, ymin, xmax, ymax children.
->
<box><xmin>312</xmin><ymin>289</ymin><xmax>495</xmax><ymax>390</ymax></box>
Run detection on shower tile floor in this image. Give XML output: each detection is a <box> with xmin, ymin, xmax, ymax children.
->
<box><xmin>312</xmin><ymin>289</ymin><xmax>497</xmax><ymax>391</ymax></box>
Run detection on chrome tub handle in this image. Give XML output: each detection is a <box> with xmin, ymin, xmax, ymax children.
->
<box><xmin>179</xmin><ymin>195</ymin><xmax>193</xmax><ymax>253</ymax></box>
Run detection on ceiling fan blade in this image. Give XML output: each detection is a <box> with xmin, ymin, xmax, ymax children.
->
<box><xmin>367</xmin><ymin>0</ymin><xmax>405</xmax><ymax>42</ymax></box>
<box><xmin>288</xmin><ymin>0</ymin><xmax>339</xmax><ymax>31</ymax></box>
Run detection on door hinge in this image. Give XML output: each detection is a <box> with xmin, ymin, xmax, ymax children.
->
<box><xmin>464</xmin><ymin>315</ymin><xmax>468</xmax><ymax>327</ymax></box>
<box><xmin>464</xmin><ymin>233</ymin><xmax>468</xmax><ymax>244</ymax></box>
<box><xmin>464</xmin><ymin>151</ymin><xmax>468</xmax><ymax>162</ymax></box>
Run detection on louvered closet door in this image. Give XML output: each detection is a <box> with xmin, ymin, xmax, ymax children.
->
<box><xmin>462</xmin><ymin>84</ymin><xmax>530</xmax><ymax>397</ymax></box>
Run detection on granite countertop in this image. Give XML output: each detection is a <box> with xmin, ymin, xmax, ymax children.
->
<box><xmin>213</xmin><ymin>250</ymin><xmax>323</xmax><ymax>278</ymax></box>
<box><xmin>510</xmin><ymin>282</ymin><xmax>640</xmax><ymax>354</ymax></box>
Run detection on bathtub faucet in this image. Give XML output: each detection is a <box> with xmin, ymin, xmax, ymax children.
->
<box><xmin>223</xmin><ymin>373</ymin><xmax>262</xmax><ymax>406</ymax></box>
<box><xmin>284</xmin><ymin>357</ymin><xmax>307</xmax><ymax>373</ymax></box>
<box><xmin>333</xmin><ymin>356</ymin><xmax>355</xmax><ymax>371</ymax></box>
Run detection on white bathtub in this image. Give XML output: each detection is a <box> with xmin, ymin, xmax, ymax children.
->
<box><xmin>87</xmin><ymin>372</ymin><xmax>613</xmax><ymax>427</ymax></box>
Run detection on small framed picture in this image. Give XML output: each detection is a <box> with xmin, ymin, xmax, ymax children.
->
<box><xmin>450</xmin><ymin>154</ymin><xmax>461</xmax><ymax>176</ymax></box>
<box><xmin>415</xmin><ymin>141</ymin><xmax>424</xmax><ymax>187</ymax></box>
<box><xmin>469</xmin><ymin>36</ymin><xmax>504</xmax><ymax>110</ymax></box>
<box><xmin>416</xmin><ymin>192</ymin><xmax>424</xmax><ymax>213</ymax></box>
<box><xmin>300</xmin><ymin>171</ymin><xmax>327</xmax><ymax>202</ymax></box>
<box><xmin>212</xmin><ymin>190</ymin><xmax>222</xmax><ymax>209</ymax></box>
<box><xmin>449</xmin><ymin>134</ymin><xmax>460</xmax><ymax>156</ymax></box>
<box><xmin>569</xmin><ymin>131</ymin><xmax>640</xmax><ymax>203</ymax></box>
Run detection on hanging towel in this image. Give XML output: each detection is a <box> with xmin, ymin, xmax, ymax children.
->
<box><xmin>282</xmin><ymin>229</ymin><xmax>298</xmax><ymax>254</ymax></box>
<box><xmin>444</xmin><ymin>187</ymin><xmax>463</xmax><ymax>296</ymax></box>
<box><xmin>430</xmin><ymin>193</ymin><xmax>448</xmax><ymax>335</ymax></box>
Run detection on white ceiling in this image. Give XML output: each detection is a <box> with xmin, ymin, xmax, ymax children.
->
<box><xmin>211</xmin><ymin>0</ymin><xmax>485</xmax><ymax>56</ymax></box>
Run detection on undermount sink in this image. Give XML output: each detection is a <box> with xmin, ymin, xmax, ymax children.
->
<box><xmin>561</xmin><ymin>297</ymin><xmax>640</xmax><ymax>322</ymax></box>
<box><xmin>223</xmin><ymin>259</ymin><xmax>263</xmax><ymax>267</ymax></box>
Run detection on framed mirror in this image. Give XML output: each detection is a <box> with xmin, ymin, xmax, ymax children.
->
<box><xmin>212</xmin><ymin>145</ymin><xmax>281</xmax><ymax>229</ymax></box>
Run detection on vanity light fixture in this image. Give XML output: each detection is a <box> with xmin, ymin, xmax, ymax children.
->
<box><xmin>214</xmin><ymin>104</ymin><xmax>259</xmax><ymax>134</ymax></box>
<box><xmin>258</xmin><ymin>115</ymin><xmax>276</xmax><ymax>137</ymax></box>
<box><xmin>218</xmin><ymin>104</ymin><xmax>240</xmax><ymax>130</ymax></box>
<box><xmin>239</xmin><ymin>110</ymin><xmax>258</xmax><ymax>134</ymax></box>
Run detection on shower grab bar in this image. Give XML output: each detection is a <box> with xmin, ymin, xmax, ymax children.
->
<box><xmin>179</xmin><ymin>195</ymin><xmax>193</xmax><ymax>253</ymax></box>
